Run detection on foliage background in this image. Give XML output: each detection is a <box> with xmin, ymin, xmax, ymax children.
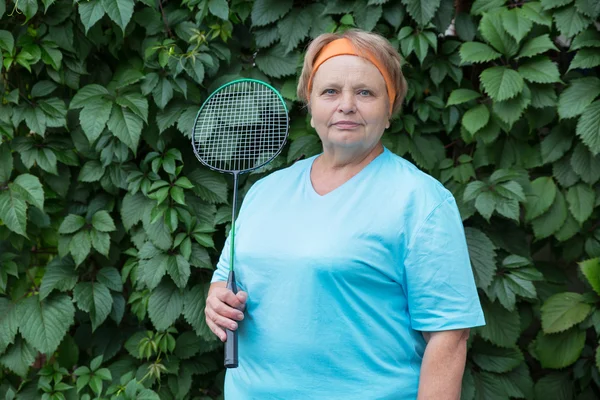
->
<box><xmin>0</xmin><ymin>0</ymin><xmax>600</xmax><ymax>398</ymax></box>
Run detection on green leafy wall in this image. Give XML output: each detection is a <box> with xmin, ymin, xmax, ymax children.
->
<box><xmin>0</xmin><ymin>0</ymin><xmax>599</xmax><ymax>398</ymax></box>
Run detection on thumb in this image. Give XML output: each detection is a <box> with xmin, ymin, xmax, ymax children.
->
<box><xmin>236</xmin><ymin>291</ymin><xmax>248</xmax><ymax>303</ymax></box>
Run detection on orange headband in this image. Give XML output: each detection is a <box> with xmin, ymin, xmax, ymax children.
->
<box><xmin>307</xmin><ymin>38</ymin><xmax>396</xmax><ymax>114</ymax></box>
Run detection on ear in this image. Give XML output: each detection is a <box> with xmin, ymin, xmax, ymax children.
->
<box><xmin>310</xmin><ymin>115</ymin><xmax>315</xmax><ymax>128</ymax></box>
<box><xmin>386</xmin><ymin>119</ymin><xmax>390</xmax><ymax>129</ymax></box>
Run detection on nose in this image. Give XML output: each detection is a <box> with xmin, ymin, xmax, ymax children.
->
<box><xmin>337</xmin><ymin>90</ymin><xmax>356</xmax><ymax>114</ymax></box>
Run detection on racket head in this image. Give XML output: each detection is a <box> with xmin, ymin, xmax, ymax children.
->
<box><xmin>191</xmin><ymin>79</ymin><xmax>289</xmax><ymax>174</ymax></box>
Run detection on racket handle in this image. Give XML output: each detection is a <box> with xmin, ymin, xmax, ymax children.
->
<box><xmin>224</xmin><ymin>270</ymin><xmax>238</xmax><ymax>368</ymax></box>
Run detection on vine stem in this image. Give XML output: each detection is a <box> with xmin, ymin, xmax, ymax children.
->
<box><xmin>157</xmin><ymin>0</ymin><xmax>173</xmax><ymax>38</ymax></box>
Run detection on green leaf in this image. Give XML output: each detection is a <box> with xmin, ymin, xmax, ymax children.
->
<box><xmin>407</xmin><ymin>134</ymin><xmax>445</xmax><ymax>171</ymax></box>
<box><xmin>31</xmin><ymin>81</ymin><xmax>58</xmax><ymax>98</ymax></box>
<box><xmin>472</xmin><ymin>342</ymin><xmax>524</xmax><ymax>373</ymax></box>
<box><xmin>540</xmin><ymin>0</ymin><xmax>572</xmax><ymax>10</ymax></box>
<box><xmin>39</xmin><ymin>258</ymin><xmax>78</xmax><ymax>300</ymax></box>
<box><xmin>97</xmin><ymin>267</ymin><xmax>123</xmax><ymax>292</ymax></box>
<box><xmin>70</xmin><ymin>85</ymin><xmax>110</xmax><ymax>109</ymax></box>
<box><xmin>518</xmin><ymin>57</ymin><xmax>561</xmax><ymax>84</ymax></box>
<box><xmin>80</xmin><ymin>99</ymin><xmax>113</xmax><ymax>144</ymax></box>
<box><xmin>116</xmin><ymin>93</ymin><xmax>149</xmax><ymax>123</ymax></box>
<box><xmin>0</xmin><ymin>30</ymin><xmax>15</xmax><ymax>54</ymax></box>
<box><xmin>579</xmin><ymin>258</ymin><xmax>600</xmax><ymax>295</ymax></box>
<box><xmin>148</xmin><ymin>280</ymin><xmax>184</xmax><ymax>331</ymax></box>
<box><xmin>518</xmin><ymin>34</ymin><xmax>559</xmax><ymax>58</ymax></box>
<box><xmin>255</xmin><ymin>44</ymin><xmax>299</xmax><ymax>78</ymax></box>
<box><xmin>471</xmin><ymin>0</ymin><xmax>505</xmax><ymax>15</ymax></box>
<box><xmin>59</xmin><ymin>214</ymin><xmax>85</xmax><ymax>234</ymax></box>
<box><xmin>183</xmin><ymin>284</ymin><xmax>212</xmax><ymax>339</ymax></box>
<box><xmin>462</xmin><ymin>104</ymin><xmax>490</xmax><ymax>134</ymax></box>
<box><xmin>277</xmin><ymin>8</ymin><xmax>311</xmax><ymax>53</ymax></box>
<box><xmin>541</xmin><ymin>126</ymin><xmax>573</xmax><ymax>164</ymax></box>
<box><xmin>11</xmin><ymin>174</ymin><xmax>44</xmax><ymax>211</ymax></box>
<box><xmin>79</xmin><ymin>160</ymin><xmax>105</xmax><ymax>182</ymax></box>
<box><xmin>73</xmin><ymin>282</ymin><xmax>113</xmax><ymax>332</ymax></box>
<box><xmin>139</xmin><ymin>253</ymin><xmax>168</xmax><ymax>290</ymax></box>
<box><xmin>167</xmin><ymin>255</ymin><xmax>191</xmax><ymax>289</ymax></box>
<box><xmin>575</xmin><ymin>0</ymin><xmax>600</xmax><ymax>17</ymax></box>
<box><xmin>0</xmin><ymin>144</ymin><xmax>12</xmax><ymax>184</ymax></box>
<box><xmin>174</xmin><ymin>332</ymin><xmax>203</xmax><ymax>359</ymax></box>
<box><xmin>208</xmin><ymin>0</ymin><xmax>229</xmax><ymax>20</ymax></box>
<box><xmin>401</xmin><ymin>0</ymin><xmax>441</xmax><ymax>26</ymax></box>
<box><xmin>501</xmin><ymin>8</ymin><xmax>533</xmax><ymax>43</ymax></box>
<box><xmin>354</xmin><ymin>3</ymin><xmax>383</xmax><ymax>31</ymax></box>
<box><xmin>566</xmin><ymin>183</ymin><xmax>595</xmax><ymax>224</ymax></box>
<box><xmin>107</xmin><ymin>105</ymin><xmax>143</xmax><ymax>152</ymax></box>
<box><xmin>541</xmin><ymin>292</ymin><xmax>592</xmax><ymax>333</ymax></box>
<box><xmin>69</xmin><ymin>230</ymin><xmax>92</xmax><ymax>266</ymax></box>
<box><xmin>478</xmin><ymin>298</ymin><xmax>520</xmax><ymax>348</ymax></box>
<box><xmin>571</xmin><ymin>142</ymin><xmax>600</xmax><ymax>184</ymax></box>
<box><xmin>571</xmin><ymin>29</ymin><xmax>600</xmax><ymax>50</ymax></box>
<box><xmin>188</xmin><ymin>168</ymin><xmax>228</xmax><ymax>204</ymax></box>
<box><xmin>78</xmin><ymin>0</ymin><xmax>105</xmax><ymax>33</ymax></box>
<box><xmin>18</xmin><ymin>294</ymin><xmax>75</xmax><ymax>354</ymax></box>
<box><xmin>534</xmin><ymin>373</ymin><xmax>573</xmax><ymax>400</ymax></box>
<box><xmin>101</xmin><ymin>0</ymin><xmax>134</xmax><ymax>32</ymax></box>
<box><xmin>558</xmin><ymin>77</ymin><xmax>600</xmax><ymax>120</ymax></box>
<box><xmin>465</xmin><ymin>227</ymin><xmax>497</xmax><ymax>289</ymax></box>
<box><xmin>251</xmin><ymin>0</ymin><xmax>293</xmax><ymax>27</ymax></box>
<box><xmin>0</xmin><ymin>298</ymin><xmax>18</xmax><ymax>352</ymax></box>
<box><xmin>0</xmin><ymin>190</ymin><xmax>28</xmax><ymax>237</ymax></box>
<box><xmin>576</xmin><ymin>100</ymin><xmax>600</xmax><ymax>155</ymax></box>
<box><xmin>447</xmin><ymin>89</ymin><xmax>481</xmax><ymax>106</ymax></box>
<box><xmin>479</xmin><ymin>12</ymin><xmax>519</xmax><ymax>57</ymax></box>
<box><xmin>459</xmin><ymin>42</ymin><xmax>502</xmax><ymax>64</ymax></box>
<box><xmin>121</xmin><ymin>192</ymin><xmax>152</xmax><ymax>230</ymax></box>
<box><xmin>480</xmin><ymin>66</ymin><xmax>524</xmax><ymax>101</ymax></box>
<box><xmin>0</xmin><ymin>337</ymin><xmax>36</xmax><ymax>378</ymax></box>
<box><xmin>152</xmin><ymin>78</ymin><xmax>173</xmax><ymax>110</ymax></box>
<box><xmin>525</xmin><ymin>176</ymin><xmax>557</xmax><ymax>220</ymax></box>
<box><xmin>535</xmin><ymin>329</ymin><xmax>586</xmax><ymax>369</ymax></box>
<box><xmin>92</xmin><ymin>210</ymin><xmax>116</xmax><ymax>232</ymax></box>
<box><xmin>531</xmin><ymin>189</ymin><xmax>568</xmax><ymax>239</ymax></box>
<box><xmin>91</xmin><ymin>229</ymin><xmax>111</xmax><ymax>257</ymax></box>
<box><xmin>555</xmin><ymin>211</ymin><xmax>579</xmax><ymax>241</ymax></box>
<box><xmin>553</xmin><ymin>5</ymin><xmax>592</xmax><ymax>38</ymax></box>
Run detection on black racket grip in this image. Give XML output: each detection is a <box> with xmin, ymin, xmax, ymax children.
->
<box><xmin>224</xmin><ymin>270</ymin><xmax>238</xmax><ymax>368</ymax></box>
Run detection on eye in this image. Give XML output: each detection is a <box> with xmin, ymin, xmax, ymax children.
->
<box><xmin>358</xmin><ymin>89</ymin><xmax>372</xmax><ymax>96</ymax></box>
<box><xmin>323</xmin><ymin>88</ymin><xmax>337</xmax><ymax>95</ymax></box>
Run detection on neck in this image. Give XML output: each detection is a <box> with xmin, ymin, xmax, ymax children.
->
<box><xmin>317</xmin><ymin>142</ymin><xmax>384</xmax><ymax>171</ymax></box>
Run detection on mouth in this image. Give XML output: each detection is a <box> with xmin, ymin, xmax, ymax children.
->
<box><xmin>332</xmin><ymin>121</ymin><xmax>361</xmax><ymax>129</ymax></box>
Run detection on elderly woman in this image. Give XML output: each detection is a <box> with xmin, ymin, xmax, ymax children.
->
<box><xmin>205</xmin><ymin>29</ymin><xmax>484</xmax><ymax>399</ymax></box>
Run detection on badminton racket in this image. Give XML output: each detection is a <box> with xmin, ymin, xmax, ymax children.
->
<box><xmin>191</xmin><ymin>78</ymin><xmax>289</xmax><ymax>368</ymax></box>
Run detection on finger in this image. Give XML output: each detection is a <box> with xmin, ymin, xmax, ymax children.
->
<box><xmin>233</xmin><ymin>291</ymin><xmax>247</xmax><ymax>311</ymax></box>
<box><xmin>216</xmin><ymin>289</ymin><xmax>245</xmax><ymax>309</ymax></box>
<box><xmin>212</xmin><ymin>300</ymin><xmax>245</xmax><ymax>321</ymax></box>
<box><xmin>206</xmin><ymin>307</ymin><xmax>240</xmax><ymax>330</ymax></box>
<box><xmin>206</xmin><ymin>317</ymin><xmax>227</xmax><ymax>342</ymax></box>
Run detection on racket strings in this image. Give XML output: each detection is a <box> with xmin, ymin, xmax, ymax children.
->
<box><xmin>193</xmin><ymin>81</ymin><xmax>288</xmax><ymax>172</ymax></box>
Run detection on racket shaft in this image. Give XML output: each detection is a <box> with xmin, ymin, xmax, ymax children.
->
<box><xmin>225</xmin><ymin>270</ymin><xmax>238</xmax><ymax>368</ymax></box>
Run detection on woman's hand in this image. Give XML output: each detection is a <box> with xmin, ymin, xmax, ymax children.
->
<box><xmin>205</xmin><ymin>281</ymin><xmax>248</xmax><ymax>342</ymax></box>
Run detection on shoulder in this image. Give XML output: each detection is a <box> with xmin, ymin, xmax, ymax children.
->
<box><xmin>381</xmin><ymin>148</ymin><xmax>453</xmax><ymax>209</ymax></box>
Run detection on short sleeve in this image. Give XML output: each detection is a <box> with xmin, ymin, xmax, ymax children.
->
<box><xmin>211</xmin><ymin>233</ymin><xmax>231</xmax><ymax>283</ymax></box>
<box><xmin>403</xmin><ymin>195</ymin><xmax>485</xmax><ymax>331</ymax></box>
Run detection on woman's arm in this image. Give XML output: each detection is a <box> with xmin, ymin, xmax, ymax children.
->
<box><xmin>417</xmin><ymin>329</ymin><xmax>470</xmax><ymax>400</ymax></box>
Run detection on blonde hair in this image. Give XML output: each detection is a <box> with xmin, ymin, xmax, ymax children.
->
<box><xmin>297</xmin><ymin>30</ymin><xmax>408</xmax><ymax>116</ymax></box>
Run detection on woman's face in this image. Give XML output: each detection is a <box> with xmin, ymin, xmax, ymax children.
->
<box><xmin>309</xmin><ymin>55</ymin><xmax>390</xmax><ymax>154</ymax></box>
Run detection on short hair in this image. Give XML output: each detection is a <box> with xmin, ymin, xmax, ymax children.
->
<box><xmin>297</xmin><ymin>29</ymin><xmax>408</xmax><ymax>116</ymax></box>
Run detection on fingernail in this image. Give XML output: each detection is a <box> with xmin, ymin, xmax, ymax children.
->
<box><xmin>230</xmin><ymin>322</ymin><xmax>237</xmax><ymax>330</ymax></box>
<box><xmin>238</xmin><ymin>313</ymin><xmax>244</xmax><ymax>320</ymax></box>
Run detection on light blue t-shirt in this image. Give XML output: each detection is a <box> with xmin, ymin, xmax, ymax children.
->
<box><xmin>212</xmin><ymin>147</ymin><xmax>485</xmax><ymax>399</ymax></box>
